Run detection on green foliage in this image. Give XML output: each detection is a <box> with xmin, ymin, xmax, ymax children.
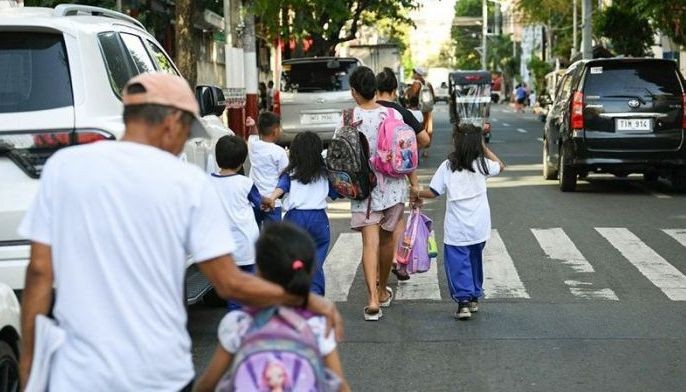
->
<box><xmin>253</xmin><ymin>0</ymin><xmax>419</xmax><ymax>57</ymax></box>
<box><xmin>527</xmin><ymin>55</ymin><xmax>552</xmax><ymax>93</ymax></box>
<box><xmin>516</xmin><ymin>0</ymin><xmax>575</xmax><ymax>59</ymax></box>
<box><xmin>24</xmin><ymin>0</ymin><xmax>115</xmax><ymax>7</ymax></box>
<box><xmin>594</xmin><ymin>2</ymin><xmax>653</xmax><ymax>57</ymax></box>
<box><xmin>454</xmin><ymin>0</ymin><xmax>492</xmax><ymax>18</ymax></box>
<box><xmin>634</xmin><ymin>0</ymin><xmax>686</xmax><ymax>46</ymax></box>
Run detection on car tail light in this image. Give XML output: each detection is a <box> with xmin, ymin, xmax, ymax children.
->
<box><xmin>1</xmin><ymin>129</ymin><xmax>114</xmax><ymax>178</ymax></box>
<box><xmin>682</xmin><ymin>93</ymin><xmax>686</xmax><ymax>129</ymax></box>
<box><xmin>273</xmin><ymin>90</ymin><xmax>281</xmax><ymax>115</ymax></box>
<box><xmin>571</xmin><ymin>91</ymin><xmax>584</xmax><ymax>130</ymax></box>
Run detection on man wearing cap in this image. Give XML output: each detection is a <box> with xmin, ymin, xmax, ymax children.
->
<box><xmin>407</xmin><ymin>67</ymin><xmax>435</xmax><ymax>157</ymax></box>
<box><xmin>18</xmin><ymin>73</ymin><xmax>342</xmax><ymax>391</ymax></box>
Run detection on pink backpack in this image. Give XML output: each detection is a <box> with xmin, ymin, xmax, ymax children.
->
<box><xmin>371</xmin><ymin>107</ymin><xmax>418</xmax><ymax>178</ymax></box>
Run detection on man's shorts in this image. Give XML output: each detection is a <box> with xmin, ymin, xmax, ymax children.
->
<box><xmin>351</xmin><ymin>203</ymin><xmax>405</xmax><ymax>232</ymax></box>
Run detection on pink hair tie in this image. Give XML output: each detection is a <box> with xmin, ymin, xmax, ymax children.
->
<box><xmin>292</xmin><ymin>260</ymin><xmax>304</xmax><ymax>271</ymax></box>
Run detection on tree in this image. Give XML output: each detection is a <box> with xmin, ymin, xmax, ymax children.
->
<box><xmin>634</xmin><ymin>0</ymin><xmax>686</xmax><ymax>46</ymax></box>
<box><xmin>24</xmin><ymin>0</ymin><xmax>114</xmax><ymax>7</ymax></box>
<box><xmin>594</xmin><ymin>2</ymin><xmax>653</xmax><ymax>57</ymax></box>
<box><xmin>450</xmin><ymin>0</ymin><xmax>495</xmax><ymax>70</ymax></box>
<box><xmin>516</xmin><ymin>0</ymin><xmax>575</xmax><ymax>59</ymax></box>
<box><xmin>253</xmin><ymin>0</ymin><xmax>420</xmax><ymax>57</ymax></box>
<box><xmin>527</xmin><ymin>55</ymin><xmax>552</xmax><ymax>93</ymax></box>
<box><xmin>175</xmin><ymin>0</ymin><xmax>197</xmax><ymax>86</ymax></box>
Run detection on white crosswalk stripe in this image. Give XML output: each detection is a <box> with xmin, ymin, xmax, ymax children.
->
<box><xmin>596</xmin><ymin>228</ymin><xmax>686</xmax><ymax>301</ymax></box>
<box><xmin>395</xmin><ymin>261</ymin><xmax>441</xmax><ymax>301</ymax></box>
<box><xmin>324</xmin><ymin>233</ymin><xmax>362</xmax><ymax>302</ymax></box>
<box><xmin>532</xmin><ymin>228</ymin><xmax>618</xmax><ymax>300</ymax></box>
<box><xmin>483</xmin><ymin>230</ymin><xmax>530</xmax><ymax>299</ymax></box>
<box><xmin>322</xmin><ymin>227</ymin><xmax>686</xmax><ymax>303</ymax></box>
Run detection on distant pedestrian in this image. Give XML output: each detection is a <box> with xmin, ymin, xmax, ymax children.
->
<box><xmin>210</xmin><ymin>135</ymin><xmax>261</xmax><ymax>311</ymax></box>
<box><xmin>267</xmin><ymin>81</ymin><xmax>275</xmax><ymax>111</ymax></box>
<box><xmin>258</xmin><ymin>82</ymin><xmax>268</xmax><ymax>112</ymax></box>
<box><xmin>338</xmin><ymin>66</ymin><xmax>418</xmax><ymax>321</ymax></box>
<box><xmin>193</xmin><ymin>223</ymin><xmax>350</xmax><ymax>392</ymax></box>
<box><xmin>407</xmin><ymin>67</ymin><xmax>435</xmax><ymax>158</ymax></box>
<box><xmin>411</xmin><ymin>123</ymin><xmax>505</xmax><ymax>320</ymax></box>
<box><xmin>515</xmin><ymin>83</ymin><xmax>528</xmax><ymax>112</ymax></box>
<box><xmin>18</xmin><ymin>73</ymin><xmax>341</xmax><ymax>391</ymax></box>
<box><xmin>262</xmin><ymin>131</ymin><xmax>339</xmax><ymax>296</ymax></box>
<box><xmin>249</xmin><ymin>111</ymin><xmax>289</xmax><ymax>227</ymax></box>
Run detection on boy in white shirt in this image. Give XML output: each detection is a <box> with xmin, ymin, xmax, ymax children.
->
<box><xmin>249</xmin><ymin>112</ymin><xmax>289</xmax><ymax>227</ymax></box>
<box><xmin>210</xmin><ymin>135</ymin><xmax>261</xmax><ymax>311</ymax></box>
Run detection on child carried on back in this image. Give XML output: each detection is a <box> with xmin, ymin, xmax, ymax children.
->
<box><xmin>193</xmin><ymin>223</ymin><xmax>350</xmax><ymax>392</ymax></box>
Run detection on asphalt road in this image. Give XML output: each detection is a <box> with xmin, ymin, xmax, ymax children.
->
<box><xmin>189</xmin><ymin>102</ymin><xmax>686</xmax><ymax>392</ymax></box>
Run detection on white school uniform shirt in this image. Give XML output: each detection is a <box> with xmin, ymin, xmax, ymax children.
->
<box><xmin>409</xmin><ymin>109</ymin><xmax>424</xmax><ymax>123</ymax></box>
<box><xmin>429</xmin><ymin>158</ymin><xmax>501</xmax><ymax>246</ymax></box>
<box><xmin>335</xmin><ymin>106</ymin><xmax>409</xmax><ymax>213</ymax></box>
<box><xmin>277</xmin><ymin>172</ymin><xmax>336</xmax><ymax>211</ymax></box>
<box><xmin>18</xmin><ymin>141</ymin><xmax>235</xmax><ymax>391</ymax></box>
<box><xmin>248</xmin><ymin>138</ymin><xmax>289</xmax><ymax>207</ymax></box>
<box><xmin>217</xmin><ymin>310</ymin><xmax>336</xmax><ymax>356</ymax></box>
<box><xmin>209</xmin><ymin>173</ymin><xmax>261</xmax><ymax>266</ymax></box>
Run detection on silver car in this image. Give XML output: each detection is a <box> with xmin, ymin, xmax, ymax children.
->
<box><xmin>278</xmin><ymin>57</ymin><xmax>359</xmax><ymax>144</ymax></box>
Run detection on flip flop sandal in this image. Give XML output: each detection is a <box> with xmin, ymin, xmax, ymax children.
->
<box><xmin>392</xmin><ymin>267</ymin><xmax>411</xmax><ymax>281</ymax></box>
<box><xmin>363</xmin><ymin>307</ymin><xmax>383</xmax><ymax>321</ymax></box>
<box><xmin>380</xmin><ymin>286</ymin><xmax>394</xmax><ymax>308</ymax></box>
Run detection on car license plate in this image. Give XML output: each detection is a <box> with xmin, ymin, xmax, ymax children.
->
<box><xmin>301</xmin><ymin>112</ymin><xmax>340</xmax><ymax>124</ymax></box>
<box><xmin>616</xmin><ymin>118</ymin><xmax>652</xmax><ymax>132</ymax></box>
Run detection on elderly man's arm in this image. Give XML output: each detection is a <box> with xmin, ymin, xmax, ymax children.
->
<box><xmin>19</xmin><ymin>242</ymin><xmax>54</xmax><ymax>390</ymax></box>
<box><xmin>197</xmin><ymin>255</ymin><xmax>343</xmax><ymax>340</ymax></box>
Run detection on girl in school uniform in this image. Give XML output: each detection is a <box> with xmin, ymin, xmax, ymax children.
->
<box><xmin>411</xmin><ymin>123</ymin><xmax>505</xmax><ymax>320</ymax></box>
<box><xmin>263</xmin><ymin>131</ymin><xmax>338</xmax><ymax>296</ymax></box>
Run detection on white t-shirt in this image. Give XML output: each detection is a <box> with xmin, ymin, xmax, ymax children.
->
<box><xmin>277</xmin><ymin>173</ymin><xmax>336</xmax><ymax>211</ymax></box>
<box><xmin>18</xmin><ymin>141</ymin><xmax>236</xmax><ymax>391</ymax></box>
<box><xmin>429</xmin><ymin>159</ymin><xmax>501</xmax><ymax>246</ymax></box>
<box><xmin>409</xmin><ymin>109</ymin><xmax>424</xmax><ymax>123</ymax></box>
<box><xmin>248</xmin><ymin>138</ymin><xmax>289</xmax><ymax>207</ymax></box>
<box><xmin>217</xmin><ymin>309</ymin><xmax>336</xmax><ymax>356</ymax></box>
<box><xmin>209</xmin><ymin>173</ymin><xmax>261</xmax><ymax>266</ymax></box>
<box><xmin>336</xmin><ymin>106</ymin><xmax>409</xmax><ymax>213</ymax></box>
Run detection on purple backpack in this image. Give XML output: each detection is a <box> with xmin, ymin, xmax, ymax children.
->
<box><xmin>396</xmin><ymin>208</ymin><xmax>433</xmax><ymax>274</ymax></box>
<box><xmin>217</xmin><ymin>306</ymin><xmax>341</xmax><ymax>392</ymax></box>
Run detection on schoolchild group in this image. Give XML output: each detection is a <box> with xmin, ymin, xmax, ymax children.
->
<box><xmin>191</xmin><ymin>65</ymin><xmax>505</xmax><ymax>390</ymax></box>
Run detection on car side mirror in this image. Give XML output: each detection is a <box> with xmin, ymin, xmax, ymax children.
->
<box><xmin>196</xmin><ymin>85</ymin><xmax>226</xmax><ymax>117</ymax></box>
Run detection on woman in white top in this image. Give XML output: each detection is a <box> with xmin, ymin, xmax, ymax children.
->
<box><xmin>412</xmin><ymin>123</ymin><xmax>505</xmax><ymax>321</ymax></box>
<box><xmin>338</xmin><ymin>66</ymin><xmax>419</xmax><ymax>321</ymax></box>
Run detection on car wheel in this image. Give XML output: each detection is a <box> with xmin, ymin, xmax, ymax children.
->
<box><xmin>0</xmin><ymin>340</ymin><xmax>19</xmax><ymax>392</ymax></box>
<box><xmin>558</xmin><ymin>148</ymin><xmax>577</xmax><ymax>192</ymax></box>
<box><xmin>671</xmin><ymin>171</ymin><xmax>686</xmax><ymax>192</ymax></box>
<box><xmin>542</xmin><ymin>140</ymin><xmax>558</xmax><ymax>180</ymax></box>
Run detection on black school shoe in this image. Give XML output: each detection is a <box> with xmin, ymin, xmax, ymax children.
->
<box><xmin>455</xmin><ymin>301</ymin><xmax>472</xmax><ymax>320</ymax></box>
<box><xmin>469</xmin><ymin>299</ymin><xmax>479</xmax><ymax>313</ymax></box>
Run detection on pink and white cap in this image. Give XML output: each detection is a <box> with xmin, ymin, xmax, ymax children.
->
<box><xmin>122</xmin><ymin>72</ymin><xmax>207</xmax><ymax>138</ymax></box>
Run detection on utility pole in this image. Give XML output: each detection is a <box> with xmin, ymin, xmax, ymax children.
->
<box><xmin>225</xmin><ymin>0</ymin><xmax>246</xmax><ymax>137</ymax></box>
<box><xmin>243</xmin><ymin>0</ymin><xmax>258</xmax><ymax>128</ymax></box>
<box><xmin>571</xmin><ymin>0</ymin><xmax>577</xmax><ymax>57</ymax></box>
<box><xmin>482</xmin><ymin>0</ymin><xmax>487</xmax><ymax>70</ymax></box>
<box><xmin>582</xmin><ymin>0</ymin><xmax>592</xmax><ymax>59</ymax></box>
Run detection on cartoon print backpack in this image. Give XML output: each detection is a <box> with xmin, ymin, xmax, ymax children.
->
<box><xmin>396</xmin><ymin>208</ymin><xmax>433</xmax><ymax>274</ymax></box>
<box><xmin>419</xmin><ymin>81</ymin><xmax>435</xmax><ymax>112</ymax></box>
<box><xmin>216</xmin><ymin>306</ymin><xmax>341</xmax><ymax>392</ymax></box>
<box><xmin>325</xmin><ymin>108</ymin><xmax>376</xmax><ymax>202</ymax></box>
<box><xmin>371</xmin><ymin>107</ymin><xmax>418</xmax><ymax>179</ymax></box>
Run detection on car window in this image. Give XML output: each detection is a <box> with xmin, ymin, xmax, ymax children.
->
<box><xmin>145</xmin><ymin>40</ymin><xmax>178</xmax><ymax>75</ymax></box>
<box><xmin>0</xmin><ymin>32</ymin><xmax>73</xmax><ymax>113</ymax></box>
<box><xmin>281</xmin><ymin>60</ymin><xmax>358</xmax><ymax>92</ymax></box>
<box><xmin>120</xmin><ymin>33</ymin><xmax>156</xmax><ymax>73</ymax></box>
<box><xmin>556</xmin><ymin>74</ymin><xmax>573</xmax><ymax>101</ymax></box>
<box><xmin>583</xmin><ymin>62</ymin><xmax>682</xmax><ymax>97</ymax></box>
<box><xmin>98</xmin><ymin>32</ymin><xmax>135</xmax><ymax>97</ymax></box>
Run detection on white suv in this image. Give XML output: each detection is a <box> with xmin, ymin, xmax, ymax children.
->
<box><xmin>0</xmin><ymin>5</ymin><xmax>230</xmax><ymax>303</ymax></box>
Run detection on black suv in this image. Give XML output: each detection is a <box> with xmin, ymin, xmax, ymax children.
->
<box><xmin>542</xmin><ymin>58</ymin><xmax>686</xmax><ymax>192</ymax></box>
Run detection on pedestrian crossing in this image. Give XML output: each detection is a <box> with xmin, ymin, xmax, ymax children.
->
<box><xmin>323</xmin><ymin>227</ymin><xmax>686</xmax><ymax>303</ymax></box>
